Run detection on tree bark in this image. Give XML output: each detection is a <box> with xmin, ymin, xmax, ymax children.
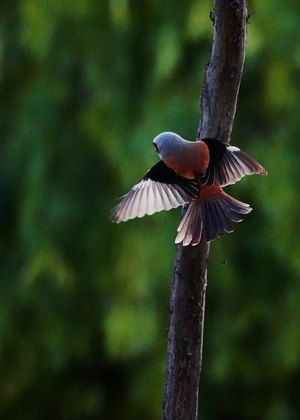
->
<box><xmin>162</xmin><ymin>1</ymin><xmax>248</xmax><ymax>419</ymax></box>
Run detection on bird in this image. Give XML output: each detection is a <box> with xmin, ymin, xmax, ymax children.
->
<box><xmin>111</xmin><ymin>132</ymin><xmax>267</xmax><ymax>246</ymax></box>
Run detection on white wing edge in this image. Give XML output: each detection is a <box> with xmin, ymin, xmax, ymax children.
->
<box><xmin>112</xmin><ymin>179</ymin><xmax>194</xmax><ymax>223</ymax></box>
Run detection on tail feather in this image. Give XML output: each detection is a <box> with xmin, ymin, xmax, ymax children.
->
<box><xmin>203</xmin><ymin>200</ymin><xmax>216</xmax><ymax>243</ymax></box>
<box><xmin>210</xmin><ymin>199</ymin><xmax>233</xmax><ymax>234</ymax></box>
<box><xmin>176</xmin><ymin>202</ymin><xmax>203</xmax><ymax>246</ymax></box>
<box><xmin>175</xmin><ymin>186</ymin><xmax>252</xmax><ymax>246</ymax></box>
<box><xmin>222</xmin><ymin>194</ymin><xmax>252</xmax><ymax>216</ymax></box>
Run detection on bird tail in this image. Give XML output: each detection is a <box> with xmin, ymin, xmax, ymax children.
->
<box><xmin>175</xmin><ymin>185</ymin><xmax>252</xmax><ymax>246</ymax></box>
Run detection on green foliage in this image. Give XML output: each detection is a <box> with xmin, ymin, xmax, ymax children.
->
<box><xmin>0</xmin><ymin>0</ymin><xmax>299</xmax><ymax>418</ymax></box>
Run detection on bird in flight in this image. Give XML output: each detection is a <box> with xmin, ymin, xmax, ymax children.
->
<box><xmin>111</xmin><ymin>132</ymin><xmax>267</xmax><ymax>246</ymax></box>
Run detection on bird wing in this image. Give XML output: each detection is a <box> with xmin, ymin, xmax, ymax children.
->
<box><xmin>112</xmin><ymin>161</ymin><xmax>199</xmax><ymax>223</ymax></box>
<box><xmin>200</xmin><ymin>138</ymin><xmax>267</xmax><ymax>187</ymax></box>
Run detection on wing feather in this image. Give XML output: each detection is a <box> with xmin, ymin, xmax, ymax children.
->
<box><xmin>201</xmin><ymin>138</ymin><xmax>267</xmax><ymax>186</ymax></box>
<box><xmin>111</xmin><ymin>162</ymin><xmax>199</xmax><ymax>223</ymax></box>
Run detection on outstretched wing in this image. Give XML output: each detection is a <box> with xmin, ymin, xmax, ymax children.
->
<box><xmin>201</xmin><ymin>138</ymin><xmax>267</xmax><ymax>187</ymax></box>
<box><xmin>112</xmin><ymin>161</ymin><xmax>199</xmax><ymax>223</ymax></box>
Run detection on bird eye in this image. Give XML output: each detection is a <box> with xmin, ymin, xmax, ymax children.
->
<box><xmin>153</xmin><ymin>143</ymin><xmax>159</xmax><ymax>153</ymax></box>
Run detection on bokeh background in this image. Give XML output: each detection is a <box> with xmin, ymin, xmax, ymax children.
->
<box><xmin>1</xmin><ymin>0</ymin><xmax>300</xmax><ymax>418</ymax></box>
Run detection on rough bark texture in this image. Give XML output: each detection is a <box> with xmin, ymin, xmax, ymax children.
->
<box><xmin>162</xmin><ymin>1</ymin><xmax>248</xmax><ymax>419</ymax></box>
<box><xmin>199</xmin><ymin>1</ymin><xmax>248</xmax><ymax>142</ymax></box>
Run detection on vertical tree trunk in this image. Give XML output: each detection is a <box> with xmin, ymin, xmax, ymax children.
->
<box><xmin>162</xmin><ymin>1</ymin><xmax>248</xmax><ymax>419</ymax></box>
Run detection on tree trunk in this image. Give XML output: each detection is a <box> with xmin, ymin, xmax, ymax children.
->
<box><xmin>162</xmin><ymin>1</ymin><xmax>249</xmax><ymax>419</ymax></box>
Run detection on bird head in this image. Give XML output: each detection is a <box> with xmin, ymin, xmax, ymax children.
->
<box><xmin>153</xmin><ymin>132</ymin><xmax>183</xmax><ymax>160</ymax></box>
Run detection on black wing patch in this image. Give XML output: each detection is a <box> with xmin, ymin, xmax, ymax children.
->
<box><xmin>145</xmin><ymin>161</ymin><xmax>199</xmax><ymax>198</ymax></box>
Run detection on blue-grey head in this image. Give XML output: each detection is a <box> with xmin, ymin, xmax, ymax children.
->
<box><xmin>153</xmin><ymin>132</ymin><xmax>185</xmax><ymax>160</ymax></box>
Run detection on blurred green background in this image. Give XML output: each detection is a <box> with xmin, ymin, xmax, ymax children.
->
<box><xmin>1</xmin><ymin>0</ymin><xmax>300</xmax><ymax>418</ymax></box>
